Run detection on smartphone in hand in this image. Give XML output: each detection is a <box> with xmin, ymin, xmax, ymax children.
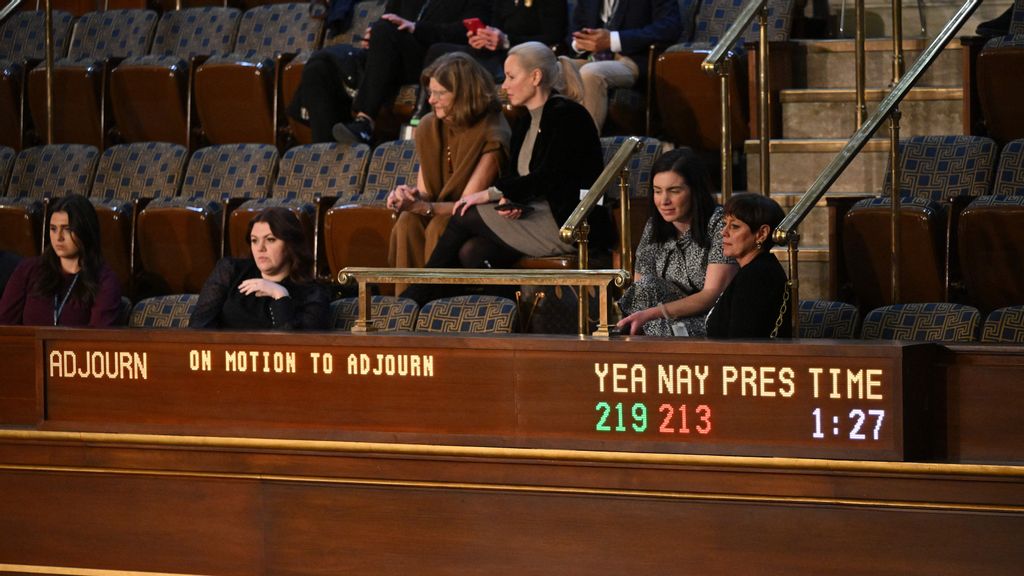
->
<box><xmin>494</xmin><ymin>202</ymin><xmax>534</xmax><ymax>216</ymax></box>
<box><xmin>463</xmin><ymin>17</ymin><xmax>485</xmax><ymax>35</ymax></box>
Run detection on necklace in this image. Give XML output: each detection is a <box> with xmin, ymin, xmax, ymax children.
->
<box><xmin>53</xmin><ymin>273</ymin><xmax>80</xmax><ymax>326</ymax></box>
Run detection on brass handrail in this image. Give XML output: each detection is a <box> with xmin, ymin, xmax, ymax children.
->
<box><xmin>338</xmin><ymin>268</ymin><xmax>630</xmax><ymax>337</ymax></box>
<box><xmin>773</xmin><ymin>0</ymin><xmax>983</xmax><ymax>245</ymax></box>
<box><xmin>702</xmin><ymin>0</ymin><xmax>773</xmax><ymax>199</ymax></box>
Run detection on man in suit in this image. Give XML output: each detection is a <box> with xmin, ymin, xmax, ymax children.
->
<box><xmin>335</xmin><ymin>0</ymin><xmax>491</xmax><ymax>144</ymax></box>
<box><xmin>569</xmin><ymin>0</ymin><xmax>682</xmax><ymax>132</ymax></box>
<box><xmin>293</xmin><ymin>0</ymin><xmax>489</xmax><ymax>144</ymax></box>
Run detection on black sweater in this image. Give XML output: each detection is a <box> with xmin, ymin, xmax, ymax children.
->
<box><xmin>705</xmin><ymin>251</ymin><xmax>791</xmax><ymax>339</ymax></box>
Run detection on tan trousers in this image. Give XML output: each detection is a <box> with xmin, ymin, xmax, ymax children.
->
<box><xmin>388</xmin><ymin>212</ymin><xmax>452</xmax><ymax>294</ymax></box>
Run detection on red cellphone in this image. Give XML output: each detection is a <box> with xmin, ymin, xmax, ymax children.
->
<box><xmin>462</xmin><ymin>17</ymin><xmax>485</xmax><ymax>35</ymax></box>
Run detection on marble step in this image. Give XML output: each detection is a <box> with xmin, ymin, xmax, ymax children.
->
<box><xmin>825</xmin><ymin>0</ymin><xmax>1012</xmax><ymax>40</ymax></box>
<box><xmin>744</xmin><ymin>138</ymin><xmax>890</xmax><ymax>195</ymax></box>
<box><xmin>772</xmin><ymin>246</ymin><xmax>830</xmax><ymax>302</ymax></box>
<box><xmin>780</xmin><ymin>87</ymin><xmax>962</xmax><ymax>139</ymax></box>
<box><xmin>793</xmin><ymin>37</ymin><xmax>961</xmax><ymax>89</ymax></box>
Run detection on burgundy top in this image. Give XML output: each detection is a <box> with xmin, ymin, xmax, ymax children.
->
<box><xmin>0</xmin><ymin>257</ymin><xmax>123</xmax><ymax>327</ymax></box>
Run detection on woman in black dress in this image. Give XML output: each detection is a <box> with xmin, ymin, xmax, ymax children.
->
<box><xmin>190</xmin><ymin>208</ymin><xmax>329</xmax><ymax>330</ymax></box>
<box><xmin>705</xmin><ymin>193</ymin><xmax>791</xmax><ymax>339</ymax></box>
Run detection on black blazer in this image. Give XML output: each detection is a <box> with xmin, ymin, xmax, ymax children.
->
<box><xmin>705</xmin><ymin>251</ymin><xmax>792</xmax><ymax>339</ymax></box>
<box><xmin>381</xmin><ymin>0</ymin><xmax>492</xmax><ymax>46</ymax></box>
<box><xmin>495</xmin><ymin>96</ymin><xmax>615</xmax><ymax>250</ymax></box>
<box><xmin>569</xmin><ymin>0</ymin><xmax>682</xmax><ymax>76</ymax></box>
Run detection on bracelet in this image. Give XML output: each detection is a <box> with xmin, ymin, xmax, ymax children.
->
<box><xmin>657</xmin><ymin>302</ymin><xmax>671</xmax><ymax>321</ymax></box>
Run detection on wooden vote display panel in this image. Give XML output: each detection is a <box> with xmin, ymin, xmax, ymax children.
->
<box><xmin>29</xmin><ymin>331</ymin><xmax>934</xmax><ymax>461</ymax></box>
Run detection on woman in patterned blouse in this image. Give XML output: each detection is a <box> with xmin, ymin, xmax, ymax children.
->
<box><xmin>616</xmin><ymin>148</ymin><xmax>737</xmax><ymax>336</ymax></box>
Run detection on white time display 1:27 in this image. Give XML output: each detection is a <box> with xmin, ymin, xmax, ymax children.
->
<box><xmin>811</xmin><ymin>408</ymin><xmax>885</xmax><ymax>440</ymax></box>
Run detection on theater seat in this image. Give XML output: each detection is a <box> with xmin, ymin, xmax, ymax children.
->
<box><xmin>0</xmin><ymin>10</ymin><xmax>74</xmax><ymax>151</ymax></box>
<box><xmin>27</xmin><ymin>9</ymin><xmax>158</xmax><ymax>149</ymax></box>
<box><xmin>226</xmin><ymin>142</ymin><xmax>370</xmax><ymax>277</ymax></box>
<box><xmin>976</xmin><ymin>23</ymin><xmax>1024</xmax><ymax>146</ymax></box>
<box><xmin>416</xmin><ymin>295</ymin><xmax>518</xmax><ymax>334</ymax></box>
<box><xmin>981</xmin><ymin>305</ymin><xmax>1024</xmax><ymax>344</ymax></box>
<box><xmin>331</xmin><ymin>295</ymin><xmax>418</xmax><ymax>332</ymax></box>
<box><xmin>0</xmin><ymin>146</ymin><xmax>14</xmax><ymax>188</ymax></box>
<box><xmin>194</xmin><ymin>3</ymin><xmax>325</xmax><ymax>146</ymax></box>
<box><xmin>136</xmin><ymin>143</ymin><xmax>279</xmax><ymax>295</ymax></box>
<box><xmin>323</xmin><ymin>139</ymin><xmax>419</xmax><ymax>277</ymax></box>
<box><xmin>89</xmin><ymin>142</ymin><xmax>189</xmax><ymax>291</ymax></box>
<box><xmin>797</xmin><ymin>300</ymin><xmax>860</xmax><ymax>339</ymax></box>
<box><xmin>860</xmin><ymin>303</ymin><xmax>980</xmax><ymax>342</ymax></box>
<box><xmin>958</xmin><ymin>195</ymin><xmax>1024</xmax><ymax>314</ymax></box>
<box><xmin>129</xmin><ymin>293</ymin><xmax>199</xmax><ymax>328</ymax></box>
<box><xmin>111</xmin><ymin>7</ymin><xmax>242</xmax><ymax>148</ymax></box>
<box><xmin>843</xmin><ymin>135</ymin><xmax>997</xmax><ymax>312</ymax></box>
<box><xmin>0</xmin><ymin>144</ymin><xmax>99</xmax><ymax>257</ymax></box>
<box><xmin>655</xmin><ymin>0</ymin><xmax>794</xmax><ymax>152</ymax></box>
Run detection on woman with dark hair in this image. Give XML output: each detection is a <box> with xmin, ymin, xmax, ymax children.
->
<box><xmin>0</xmin><ymin>194</ymin><xmax>122</xmax><ymax>326</ymax></box>
<box><xmin>387</xmin><ymin>52</ymin><xmax>510</xmax><ymax>285</ymax></box>
<box><xmin>616</xmin><ymin>148</ymin><xmax>737</xmax><ymax>336</ymax></box>
<box><xmin>705</xmin><ymin>193</ymin><xmax>791</xmax><ymax>339</ymax></box>
<box><xmin>190</xmin><ymin>207</ymin><xmax>329</xmax><ymax>330</ymax></box>
<box><xmin>401</xmin><ymin>41</ymin><xmax>611</xmax><ymax>304</ymax></box>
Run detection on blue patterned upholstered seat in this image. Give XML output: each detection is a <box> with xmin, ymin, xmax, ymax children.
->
<box><xmin>599</xmin><ymin>136</ymin><xmax>663</xmax><ymax>200</ymax></box>
<box><xmin>137</xmin><ymin>144</ymin><xmax>279</xmax><ymax>295</ymax></box>
<box><xmin>0</xmin><ymin>144</ymin><xmax>99</xmax><ymax>257</ymax></box>
<box><xmin>0</xmin><ymin>10</ymin><xmax>74</xmax><ymax>150</ymax></box>
<box><xmin>331</xmin><ymin>295</ymin><xmax>419</xmax><ymax>332</ymax></box>
<box><xmin>111</xmin><ymin>7</ymin><xmax>241</xmax><ymax>146</ymax></box>
<box><xmin>89</xmin><ymin>142</ymin><xmax>188</xmax><ymax>289</ymax></box>
<box><xmin>656</xmin><ymin>0</ymin><xmax>794</xmax><ymax>149</ymax></box>
<box><xmin>0</xmin><ymin>146</ymin><xmax>15</xmax><ymax>189</ymax></box>
<box><xmin>416</xmin><ymin>295</ymin><xmax>518</xmax><ymax>334</ymax></box>
<box><xmin>195</xmin><ymin>3</ymin><xmax>325</xmax><ymax>145</ymax></box>
<box><xmin>981</xmin><ymin>306</ymin><xmax>1024</xmax><ymax>343</ymax></box>
<box><xmin>129</xmin><ymin>294</ymin><xmax>199</xmax><ymax>328</ymax></box>
<box><xmin>228</xmin><ymin>143</ymin><xmax>370</xmax><ymax>271</ymax></box>
<box><xmin>324</xmin><ymin>139</ymin><xmax>420</xmax><ymax>277</ymax></box>
<box><xmin>860</xmin><ymin>303</ymin><xmax>980</xmax><ymax>342</ymax></box>
<box><xmin>26</xmin><ymin>10</ymin><xmax>158</xmax><ymax>149</ymax></box>
<box><xmin>958</xmin><ymin>194</ymin><xmax>1024</xmax><ymax>313</ymax></box>
<box><xmin>992</xmin><ymin>139</ymin><xmax>1024</xmax><ymax>196</ymax></box>
<box><xmin>797</xmin><ymin>300</ymin><xmax>860</xmax><ymax>339</ymax></box>
<box><xmin>843</xmin><ymin>136</ymin><xmax>997</xmax><ymax>312</ymax></box>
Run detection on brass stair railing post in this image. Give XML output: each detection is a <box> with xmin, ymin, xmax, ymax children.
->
<box><xmin>787</xmin><ymin>231</ymin><xmax>800</xmax><ymax>335</ymax></box>
<box><xmin>720</xmin><ymin>72</ymin><xmax>733</xmax><ymax>202</ymax></box>
<box><xmin>576</xmin><ymin>221</ymin><xmax>591</xmax><ymax>335</ymax></box>
<box><xmin>889</xmin><ymin>107</ymin><xmax>902</xmax><ymax>303</ymax></box>
<box><xmin>44</xmin><ymin>0</ymin><xmax>54</xmax><ymax>144</ymax></box>
<box><xmin>855</xmin><ymin>0</ymin><xmax>866</xmax><ymax>127</ymax></box>
<box><xmin>758</xmin><ymin>4</ymin><xmax>771</xmax><ymax>197</ymax></box>
<box><xmin>618</xmin><ymin>169</ymin><xmax>633</xmax><ymax>280</ymax></box>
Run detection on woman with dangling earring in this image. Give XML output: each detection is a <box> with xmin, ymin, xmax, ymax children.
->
<box><xmin>0</xmin><ymin>194</ymin><xmax>122</xmax><ymax>326</ymax></box>
<box><xmin>705</xmin><ymin>193</ymin><xmax>792</xmax><ymax>339</ymax></box>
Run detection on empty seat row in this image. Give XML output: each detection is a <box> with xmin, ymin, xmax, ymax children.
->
<box><xmin>0</xmin><ymin>4</ymin><xmax>324</xmax><ymax>152</ymax></box>
<box><xmin>130</xmin><ymin>293</ymin><xmax>519</xmax><ymax>334</ymax></box>
<box><xmin>842</xmin><ymin>136</ymin><xmax>1024</xmax><ymax>314</ymax></box>
<box><xmin>0</xmin><ymin>135</ymin><xmax>663</xmax><ymax>298</ymax></box>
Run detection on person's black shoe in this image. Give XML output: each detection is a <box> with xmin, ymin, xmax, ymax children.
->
<box><xmin>333</xmin><ymin>117</ymin><xmax>373</xmax><ymax>145</ymax></box>
<box><xmin>976</xmin><ymin>6</ymin><xmax>1013</xmax><ymax>38</ymax></box>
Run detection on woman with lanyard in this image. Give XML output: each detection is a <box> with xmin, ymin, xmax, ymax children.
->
<box><xmin>0</xmin><ymin>194</ymin><xmax>123</xmax><ymax>327</ymax></box>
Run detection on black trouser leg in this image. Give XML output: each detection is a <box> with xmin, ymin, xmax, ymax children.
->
<box><xmin>296</xmin><ymin>55</ymin><xmax>353</xmax><ymax>143</ymax></box>
<box><xmin>353</xmin><ymin>21</ymin><xmax>425</xmax><ymax>118</ymax></box>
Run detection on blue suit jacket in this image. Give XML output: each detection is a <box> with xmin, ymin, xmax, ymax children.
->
<box><xmin>569</xmin><ymin>0</ymin><xmax>683</xmax><ymax>72</ymax></box>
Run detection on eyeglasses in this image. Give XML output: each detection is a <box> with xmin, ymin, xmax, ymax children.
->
<box><xmin>428</xmin><ymin>88</ymin><xmax>451</xmax><ymax>100</ymax></box>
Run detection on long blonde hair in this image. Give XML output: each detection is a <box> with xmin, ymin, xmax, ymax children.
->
<box><xmin>506</xmin><ymin>41</ymin><xmax>584</xmax><ymax>104</ymax></box>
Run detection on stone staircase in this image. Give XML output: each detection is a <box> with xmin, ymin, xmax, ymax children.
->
<box><xmin>740</xmin><ymin>0</ymin><xmax>1009</xmax><ymax>300</ymax></box>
